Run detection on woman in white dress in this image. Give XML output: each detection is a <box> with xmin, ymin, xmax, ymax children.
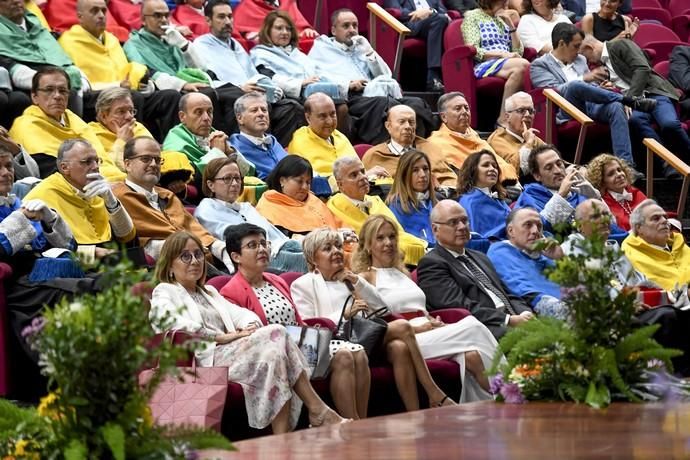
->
<box><xmin>291</xmin><ymin>228</ymin><xmax>457</xmax><ymax>410</ymax></box>
<box><xmin>150</xmin><ymin>231</ymin><xmax>347</xmax><ymax>433</ymax></box>
<box><xmin>353</xmin><ymin>215</ymin><xmax>501</xmax><ymax>402</ymax></box>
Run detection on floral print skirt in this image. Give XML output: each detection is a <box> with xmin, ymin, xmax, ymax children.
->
<box><xmin>213</xmin><ymin>324</ymin><xmax>307</xmax><ymax>430</ymax></box>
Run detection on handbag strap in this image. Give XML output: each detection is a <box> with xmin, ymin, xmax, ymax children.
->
<box><xmin>335</xmin><ymin>294</ymin><xmax>355</xmax><ymax>335</ymax></box>
<box><xmin>366</xmin><ymin>307</ymin><xmax>389</xmax><ymax>319</ymax></box>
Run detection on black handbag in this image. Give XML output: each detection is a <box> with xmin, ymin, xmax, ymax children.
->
<box><xmin>335</xmin><ymin>295</ymin><xmax>388</xmax><ymax>356</ymax></box>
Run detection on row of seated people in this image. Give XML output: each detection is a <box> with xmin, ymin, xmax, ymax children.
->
<box><xmin>0</xmin><ymin>0</ymin><xmax>435</xmax><ymax>149</ymax></box>
<box><xmin>0</xmin><ymin>64</ymin><xmax>677</xmax><ymax>276</ymax></box>
<box><xmin>460</xmin><ymin>0</ymin><xmax>690</xmax><ymax>151</ymax></box>
<box><xmin>122</xmin><ymin>199</ymin><xmax>690</xmax><ymax>432</ymax></box>
<box><xmin>1</xmin><ymin>126</ymin><xmax>689</xmax><ymax>431</ymax></box>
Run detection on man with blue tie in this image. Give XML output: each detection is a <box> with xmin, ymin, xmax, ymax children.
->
<box><xmin>383</xmin><ymin>0</ymin><xmax>449</xmax><ymax>91</ymax></box>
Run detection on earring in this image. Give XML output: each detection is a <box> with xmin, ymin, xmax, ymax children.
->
<box><xmin>169</xmin><ymin>272</ymin><xmax>175</xmax><ymax>279</ymax></box>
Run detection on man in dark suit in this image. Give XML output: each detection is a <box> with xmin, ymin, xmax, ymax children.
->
<box><xmin>417</xmin><ymin>200</ymin><xmax>534</xmax><ymax>339</ymax></box>
<box><xmin>383</xmin><ymin>0</ymin><xmax>449</xmax><ymax>91</ymax></box>
<box><xmin>580</xmin><ymin>36</ymin><xmax>690</xmax><ymax>177</ymax></box>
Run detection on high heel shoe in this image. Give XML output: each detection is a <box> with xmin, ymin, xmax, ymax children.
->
<box><xmin>309</xmin><ymin>407</ymin><xmax>351</xmax><ymax>428</ymax></box>
<box><xmin>431</xmin><ymin>395</ymin><xmax>457</xmax><ymax>408</ymax></box>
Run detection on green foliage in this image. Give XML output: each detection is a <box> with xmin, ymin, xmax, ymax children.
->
<box><xmin>490</xmin><ymin>229</ymin><xmax>689</xmax><ymax>408</ymax></box>
<box><xmin>0</xmin><ymin>253</ymin><xmax>234</xmax><ymax>458</ymax></box>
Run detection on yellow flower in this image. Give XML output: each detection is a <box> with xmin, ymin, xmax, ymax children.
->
<box><xmin>142</xmin><ymin>405</ymin><xmax>153</xmax><ymax>429</ymax></box>
<box><xmin>11</xmin><ymin>439</ymin><xmax>39</xmax><ymax>459</ymax></box>
<box><xmin>37</xmin><ymin>392</ymin><xmax>58</xmax><ymax>418</ymax></box>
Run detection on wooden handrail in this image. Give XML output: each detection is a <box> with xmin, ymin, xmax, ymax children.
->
<box><xmin>644</xmin><ymin>137</ymin><xmax>690</xmax><ymax>218</ymax></box>
<box><xmin>366</xmin><ymin>3</ymin><xmax>411</xmax><ymax>35</ymax></box>
<box><xmin>367</xmin><ymin>2</ymin><xmax>410</xmax><ymax>79</ymax></box>
<box><xmin>543</xmin><ymin>88</ymin><xmax>593</xmax><ymax>165</ymax></box>
<box><xmin>313</xmin><ymin>0</ymin><xmax>323</xmax><ymax>31</ymax></box>
<box><xmin>543</xmin><ymin>89</ymin><xmax>593</xmax><ymax>125</ymax></box>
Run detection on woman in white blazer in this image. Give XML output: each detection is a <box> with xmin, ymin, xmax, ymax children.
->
<box><xmin>150</xmin><ymin>231</ymin><xmax>347</xmax><ymax>433</ymax></box>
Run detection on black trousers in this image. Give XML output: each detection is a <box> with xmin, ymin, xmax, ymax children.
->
<box><xmin>0</xmin><ymin>90</ymin><xmax>30</xmax><ymax>128</ymax></box>
<box><xmin>406</xmin><ymin>13</ymin><xmax>448</xmax><ymax>71</ymax></box>
<box><xmin>347</xmin><ymin>93</ymin><xmax>437</xmax><ymax>145</ymax></box>
<box><xmin>636</xmin><ymin>306</ymin><xmax>690</xmax><ymax>376</ymax></box>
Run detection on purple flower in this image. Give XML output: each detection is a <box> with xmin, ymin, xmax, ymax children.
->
<box><xmin>560</xmin><ymin>284</ymin><xmax>587</xmax><ymax>300</ymax></box>
<box><xmin>500</xmin><ymin>382</ymin><xmax>526</xmax><ymax>404</ymax></box>
<box><xmin>489</xmin><ymin>373</ymin><xmax>504</xmax><ymax>395</ymax></box>
<box><xmin>21</xmin><ymin>316</ymin><xmax>46</xmax><ymax>339</ymax></box>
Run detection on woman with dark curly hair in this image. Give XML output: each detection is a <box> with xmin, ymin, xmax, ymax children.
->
<box><xmin>456</xmin><ymin>150</ymin><xmax>511</xmax><ymax>240</ymax></box>
<box><xmin>586</xmin><ymin>153</ymin><xmax>646</xmax><ymax>231</ymax></box>
<box><xmin>516</xmin><ymin>0</ymin><xmax>571</xmax><ymax>55</ymax></box>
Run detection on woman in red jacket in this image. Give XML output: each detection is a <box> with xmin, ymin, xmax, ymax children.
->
<box><xmin>219</xmin><ymin>223</ymin><xmax>371</xmax><ymax>420</ymax></box>
<box><xmin>587</xmin><ymin>153</ymin><xmax>646</xmax><ymax>231</ymax></box>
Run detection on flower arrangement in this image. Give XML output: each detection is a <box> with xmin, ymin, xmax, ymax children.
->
<box><xmin>0</xmin><ymin>257</ymin><xmax>233</xmax><ymax>459</ymax></box>
<box><xmin>488</xmin><ymin>231</ymin><xmax>688</xmax><ymax>408</ymax></box>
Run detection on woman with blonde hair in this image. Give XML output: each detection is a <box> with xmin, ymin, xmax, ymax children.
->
<box><xmin>386</xmin><ymin>150</ymin><xmax>438</xmax><ymax>246</ymax></box>
<box><xmin>587</xmin><ymin>153</ymin><xmax>646</xmax><ymax>231</ymax></box>
<box><xmin>291</xmin><ymin>227</ymin><xmax>457</xmax><ymax>409</ymax></box>
<box><xmin>150</xmin><ymin>231</ymin><xmax>348</xmax><ymax>433</ymax></box>
<box><xmin>353</xmin><ymin>214</ymin><xmax>500</xmax><ymax>402</ymax></box>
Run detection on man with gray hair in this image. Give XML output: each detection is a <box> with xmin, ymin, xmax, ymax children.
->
<box><xmin>488</xmin><ymin>207</ymin><xmax>567</xmax><ymax>319</ymax></box>
<box><xmin>418</xmin><ymin>199</ymin><xmax>533</xmax><ymax>339</ymax></box>
<box><xmin>229</xmin><ymin>92</ymin><xmax>287</xmax><ymax>180</ymax></box>
<box><xmin>427</xmin><ymin>92</ymin><xmax>519</xmax><ymax>183</ymax></box>
<box><xmin>622</xmin><ymin>199</ymin><xmax>690</xmax><ymax>292</ymax></box>
<box><xmin>189</xmin><ymin>0</ymin><xmax>304</xmax><ymax>145</ymax></box>
<box><xmin>24</xmin><ymin>138</ymin><xmax>135</xmax><ymax>260</ymax></box>
<box><xmin>327</xmin><ymin>156</ymin><xmax>427</xmax><ymax>265</ymax></box>
<box><xmin>487</xmin><ymin>91</ymin><xmax>545</xmax><ymax>175</ymax></box>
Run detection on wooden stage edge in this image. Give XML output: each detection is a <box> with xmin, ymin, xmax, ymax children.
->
<box><xmin>202</xmin><ymin>401</ymin><xmax>690</xmax><ymax>459</ymax></box>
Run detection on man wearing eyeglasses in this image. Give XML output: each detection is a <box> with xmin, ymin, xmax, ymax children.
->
<box><xmin>417</xmin><ymin>199</ymin><xmax>534</xmax><ymax>339</ymax></box>
<box><xmin>58</xmin><ymin>0</ymin><xmax>181</xmax><ymax>140</ymax></box>
<box><xmin>112</xmin><ymin>136</ymin><xmax>234</xmax><ymax>272</ymax></box>
<box><xmin>487</xmin><ymin>92</ymin><xmax>545</xmax><ymax>176</ymax></box>
<box><xmin>530</xmin><ymin>23</ymin><xmax>656</xmax><ymax>174</ymax></box>
<box><xmin>9</xmin><ymin>67</ymin><xmax>124</xmax><ymax>180</ymax></box>
<box><xmin>0</xmin><ymin>0</ymin><xmax>83</xmax><ymax>114</ymax></box>
<box><xmin>24</xmin><ymin>138</ymin><xmax>136</xmax><ymax>260</ymax></box>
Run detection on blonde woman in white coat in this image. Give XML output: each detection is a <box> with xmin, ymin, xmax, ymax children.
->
<box><xmin>150</xmin><ymin>231</ymin><xmax>347</xmax><ymax>434</ymax></box>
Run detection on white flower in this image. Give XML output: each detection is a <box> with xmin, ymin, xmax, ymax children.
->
<box><xmin>584</xmin><ymin>258</ymin><xmax>604</xmax><ymax>271</ymax></box>
<box><xmin>69</xmin><ymin>301</ymin><xmax>84</xmax><ymax>313</ymax></box>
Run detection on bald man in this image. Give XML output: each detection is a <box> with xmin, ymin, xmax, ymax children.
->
<box><xmin>362</xmin><ymin>105</ymin><xmax>456</xmax><ymax>187</ymax></box>
<box><xmin>417</xmin><ymin>200</ymin><xmax>533</xmax><ymax>339</ymax></box>
<box><xmin>163</xmin><ymin>92</ymin><xmax>253</xmax><ymax>176</ymax></box>
<box><xmin>59</xmin><ymin>0</ymin><xmax>180</xmax><ymax>139</ymax></box>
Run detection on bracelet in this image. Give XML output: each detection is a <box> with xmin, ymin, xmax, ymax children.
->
<box><xmin>508</xmin><ymin>28</ymin><xmax>517</xmax><ymax>33</ymax></box>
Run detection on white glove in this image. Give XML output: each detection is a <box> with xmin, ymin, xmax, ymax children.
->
<box><xmin>352</xmin><ymin>35</ymin><xmax>374</xmax><ymax>56</ymax></box>
<box><xmin>21</xmin><ymin>199</ymin><xmax>56</xmax><ymax>224</ymax></box>
<box><xmin>83</xmin><ymin>173</ymin><xmax>118</xmax><ymax>208</ymax></box>
<box><xmin>571</xmin><ymin>180</ymin><xmax>601</xmax><ymax>199</ymax></box>
<box><xmin>162</xmin><ymin>26</ymin><xmax>189</xmax><ymax>49</ymax></box>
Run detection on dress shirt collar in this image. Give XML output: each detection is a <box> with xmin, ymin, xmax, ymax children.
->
<box><xmin>478</xmin><ymin>187</ymin><xmax>499</xmax><ymax>199</ymax></box>
<box><xmin>388</xmin><ymin>139</ymin><xmax>412</xmax><ymax>156</ymax></box>
<box><xmin>504</xmin><ymin>127</ymin><xmax>524</xmax><ymax>143</ymax></box>
<box><xmin>440</xmin><ymin>244</ymin><xmax>465</xmax><ymax>258</ymax></box>
<box><xmin>240</xmin><ymin>132</ymin><xmax>272</xmax><ymax>149</ymax></box>
<box><xmin>216</xmin><ymin>198</ymin><xmax>242</xmax><ymax>212</ymax></box>
<box><xmin>609</xmin><ymin>189</ymin><xmax>633</xmax><ymax>203</ymax></box>
<box><xmin>126</xmin><ymin>179</ymin><xmax>159</xmax><ymax>209</ymax></box>
<box><xmin>0</xmin><ymin>194</ymin><xmax>16</xmax><ymax>207</ymax></box>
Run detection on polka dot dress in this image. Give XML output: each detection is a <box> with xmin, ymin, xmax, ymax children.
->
<box><xmin>254</xmin><ymin>283</ymin><xmax>364</xmax><ymax>358</ymax></box>
<box><xmin>253</xmin><ymin>284</ymin><xmax>298</xmax><ymax>326</ymax></box>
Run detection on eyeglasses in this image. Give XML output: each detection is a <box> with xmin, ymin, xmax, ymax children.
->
<box><xmin>144</xmin><ymin>11</ymin><xmax>170</xmax><ymax>19</ymax></box>
<box><xmin>129</xmin><ymin>155</ymin><xmax>164</xmax><ymax>165</ymax></box>
<box><xmin>36</xmin><ymin>87</ymin><xmax>70</xmax><ymax>97</ymax></box>
<box><xmin>112</xmin><ymin>108</ymin><xmax>137</xmax><ymax>117</ymax></box>
<box><xmin>67</xmin><ymin>156</ymin><xmax>102</xmax><ymax>166</ymax></box>
<box><xmin>179</xmin><ymin>249</ymin><xmax>205</xmax><ymax>264</ymax></box>
<box><xmin>214</xmin><ymin>175</ymin><xmax>242</xmax><ymax>185</ymax></box>
<box><xmin>241</xmin><ymin>240</ymin><xmax>271</xmax><ymax>250</ymax></box>
<box><xmin>510</xmin><ymin>107</ymin><xmax>535</xmax><ymax>115</ymax></box>
<box><xmin>433</xmin><ymin>218</ymin><xmax>468</xmax><ymax>227</ymax></box>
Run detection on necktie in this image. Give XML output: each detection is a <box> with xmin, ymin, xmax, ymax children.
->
<box><xmin>457</xmin><ymin>254</ymin><xmax>516</xmax><ymax>315</ymax></box>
